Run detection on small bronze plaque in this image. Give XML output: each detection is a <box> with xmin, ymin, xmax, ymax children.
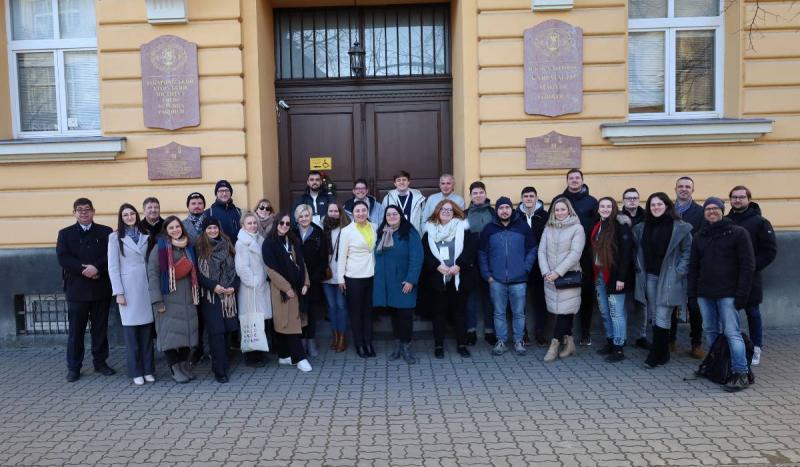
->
<box><xmin>147</xmin><ymin>142</ymin><xmax>202</xmax><ymax>180</ymax></box>
<box><xmin>524</xmin><ymin>19</ymin><xmax>583</xmax><ymax>117</ymax></box>
<box><xmin>141</xmin><ymin>35</ymin><xmax>200</xmax><ymax>130</ymax></box>
<box><xmin>526</xmin><ymin>131</ymin><xmax>581</xmax><ymax>170</ymax></box>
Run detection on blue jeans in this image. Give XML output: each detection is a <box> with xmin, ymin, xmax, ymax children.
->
<box><xmin>698</xmin><ymin>297</ymin><xmax>748</xmax><ymax>374</ymax></box>
<box><xmin>595</xmin><ymin>273</ymin><xmax>627</xmax><ymax>346</ymax></box>
<box><xmin>745</xmin><ymin>305</ymin><xmax>763</xmax><ymax>347</ymax></box>
<box><xmin>323</xmin><ymin>283</ymin><xmax>348</xmax><ymax>332</ymax></box>
<box><xmin>467</xmin><ymin>280</ymin><xmax>494</xmax><ymax>333</ymax></box>
<box><xmin>646</xmin><ymin>274</ymin><xmax>672</xmax><ymax>329</ymax></box>
<box><xmin>489</xmin><ymin>281</ymin><xmax>526</xmax><ymax>343</ymax></box>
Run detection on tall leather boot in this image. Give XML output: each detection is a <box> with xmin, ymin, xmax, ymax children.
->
<box><xmin>336</xmin><ymin>332</ymin><xmax>347</xmax><ymax>353</ymax></box>
<box><xmin>330</xmin><ymin>332</ymin><xmax>338</xmax><ymax>350</ymax></box>
<box><xmin>644</xmin><ymin>326</ymin><xmax>661</xmax><ymax>368</ymax></box>
<box><xmin>658</xmin><ymin>326</ymin><xmax>671</xmax><ymax>366</ymax></box>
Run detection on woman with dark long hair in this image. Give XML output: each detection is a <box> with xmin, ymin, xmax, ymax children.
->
<box><xmin>322</xmin><ymin>202</ymin><xmax>350</xmax><ymax>352</ymax></box>
<box><xmin>108</xmin><ymin>203</ymin><xmax>154</xmax><ymax>385</ymax></box>
<box><xmin>373</xmin><ymin>205</ymin><xmax>423</xmax><ymax>363</ymax></box>
<box><xmin>262</xmin><ymin>212</ymin><xmax>312</xmax><ymax>372</ymax></box>
<box><xmin>422</xmin><ymin>199</ymin><xmax>478</xmax><ymax>359</ymax></box>
<box><xmin>195</xmin><ymin>217</ymin><xmax>240</xmax><ymax>383</ymax></box>
<box><xmin>147</xmin><ymin>216</ymin><xmax>200</xmax><ymax>384</ymax></box>
<box><xmin>591</xmin><ymin>197</ymin><xmax>634</xmax><ymax>362</ymax></box>
<box><xmin>632</xmin><ymin>192</ymin><xmax>693</xmax><ymax>368</ymax></box>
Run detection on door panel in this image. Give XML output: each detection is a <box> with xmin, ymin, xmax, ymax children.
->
<box><xmin>366</xmin><ymin>101</ymin><xmax>451</xmax><ymax>200</ymax></box>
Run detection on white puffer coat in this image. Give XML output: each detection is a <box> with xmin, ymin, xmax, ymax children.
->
<box><xmin>538</xmin><ymin>214</ymin><xmax>586</xmax><ymax>315</ymax></box>
<box><xmin>235</xmin><ymin>229</ymin><xmax>273</xmax><ymax>320</ymax></box>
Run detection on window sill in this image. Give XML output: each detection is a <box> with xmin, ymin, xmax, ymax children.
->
<box><xmin>600</xmin><ymin>118</ymin><xmax>773</xmax><ymax>146</ymax></box>
<box><xmin>0</xmin><ymin>136</ymin><xmax>126</xmax><ymax>163</ymax></box>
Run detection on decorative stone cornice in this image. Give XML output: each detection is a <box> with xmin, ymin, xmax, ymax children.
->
<box><xmin>600</xmin><ymin>119</ymin><xmax>773</xmax><ymax>146</ymax></box>
<box><xmin>0</xmin><ymin>137</ymin><xmax>126</xmax><ymax>163</ymax></box>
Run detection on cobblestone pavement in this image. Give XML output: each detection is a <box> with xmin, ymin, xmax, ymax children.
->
<box><xmin>1</xmin><ymin>330</ymin><xmax>799</xmax><ymax>467</ymax></box>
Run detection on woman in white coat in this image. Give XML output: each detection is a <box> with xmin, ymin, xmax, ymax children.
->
<box><xmin>538</xmin><ymin>197</ymin><xmax>586</xmax><ymax>363</ymax></box>
<box><xmin>235</xmin><ymin>211</ymin><xmax>273</xmax><ymax>367</ymax></box>
<box><xmin>108</xmin><ymin>203</ymin><xmax>155</xmax><ymax>385</ymax></box>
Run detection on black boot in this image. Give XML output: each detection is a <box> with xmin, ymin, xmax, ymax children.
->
<box><xmin>606</xmin><ymin>345</ymin><xmax>625</xmax><ymax>362</ymax></box>
<box><xmin>658</xmin><ymin>326</ymin><xmax>671</xmax><ymax>365</ymax></box>
<box><xmin>644</xmin><ymin>326</ymin><xmax>662</xmax><ymax>368</ymax></box>
<box><xmin>597</xmin><ymin>338</ymin><xmax>614</xmax><ymax>356</ymax></box>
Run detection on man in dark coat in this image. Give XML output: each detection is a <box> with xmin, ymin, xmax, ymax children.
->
<box><xmin>140</xmin><ymin>197</ymin><xmax>164</xmax><ymax>249</ymax></box>
<box><xmin>726</xmin><ymin>185</ymin><xmax>777</xmax><ymax>365</ymax></box>
<box><xmin>465</xmin><ymin>181</ymin><xmax>495</xmax><ymax>345</ymax></box>
<box><xmin>549</xmin><ymin>169</ymin><xmax>598</xmax><ymax>346</ymax></box>
<box><xmin>56</xmin><ymin>198</ymin><xmax>115</xmax><ymax>382</ymax></box>
<box><xmin>205</xmin><ymin>180</ymin><xmax>242</xmax><ymax>241</ymax></box>
<box><xmin>671</xmin><ymin>176</ymin><xmax>705</xmax><ymax>357</ymax></box>
<box><xmin>620</xmin><ymin>187</ymin><xmax>649</xmax><ymax>349</ymax></box>
<box><xmin>478</xmin><ymin>197</ymin><xmax>537</xmax><ymax>356</ymax></box>
<box><xmin>291</xmin><ymin>170</ymin><xmax>334</xmax><ymax>227</ymax></box>
<box><xmin>344</xmin><ymin>178</ymin><xmax>384</xmax><ymax>223</ymax></box>
<box><xmin>518</xmin><ymin>186</ymin><xmax>548</xmax><ymax>345</ymax></box>
<box><xmin>688</xmin><ymin>197</ymin><xmax>755</xmax><ymax>392</ymax></box>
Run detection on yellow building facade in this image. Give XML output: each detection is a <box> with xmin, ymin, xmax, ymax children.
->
<box><xmin>0</xmin><ymin>0</ymin><xmax>798</xmax><ymax>254</ymax></box>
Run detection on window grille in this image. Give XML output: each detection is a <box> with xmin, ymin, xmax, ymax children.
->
<box><xmin>16</xmin><ymin>293</ymin><xmax>70</xmax><ymax>335</ymax></box>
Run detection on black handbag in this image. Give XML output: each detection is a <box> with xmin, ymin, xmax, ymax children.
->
<box><xmin>554</xmin><ymin>270</ymin><xmax>583</xmax><ymax>290</ymax></box>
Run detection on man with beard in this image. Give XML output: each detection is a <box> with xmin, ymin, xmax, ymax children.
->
<box><xmin>518</xmin><ymin>186</ymin><xmax>548</xmax><ymax>345</ymax></box>
<box><xmin>182</xmin><ymin>191</ymin><xmax>206</xmax><ymax>244</ymax></box>
<box><xmin>205</xmin><ymin>180</ymin><xmax>242</xmax><ymax>241</ymax></box>
<box><xmin>292</xmin><ymin>171</ymin><xmax>334</xmax><ymax>227</ymax></box>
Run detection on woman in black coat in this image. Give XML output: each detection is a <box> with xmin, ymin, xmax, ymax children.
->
<box><xmin>195</xmin><ymin>217</ymin><xmax>240</xmax><ymax>383</ymax></box>
<box><xmin>591</xmin><ymin>197</ymin><xmax>634</xmax><ymax>362</ymax></box>
<box><xmin>294</xmin><ymin>204</ymin><xmax>327</xmax><ymax>358</ymax></box>
<box><xmin>422</xmin><ymin>199</ymin><xmax>480</xmax><ymax>359</ymax></box>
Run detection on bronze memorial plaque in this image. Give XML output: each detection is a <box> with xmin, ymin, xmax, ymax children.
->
<box><xmin>526</xmin><ymin>131</ymin><xmax>581</xmax><ymax>170</ymax></box>
<box><xmin>524</xmin><ymin>19</ymin><xmax>583</xmax><ymax>117</ymax></box>
<box><xmin>141</xmin><ymin>35</ymin><xmax>200</xmax><ymax>130</ymax></box>
<box><xmin>147</xmin><ymin>142</ymin><xmax>202</xmax><ymax>180</ymax></box>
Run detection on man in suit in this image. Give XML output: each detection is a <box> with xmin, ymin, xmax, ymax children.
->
<box><xmin>56</xmin><ymin>198</ymin><xmax>115</xmax><ymax>382</ymax></box>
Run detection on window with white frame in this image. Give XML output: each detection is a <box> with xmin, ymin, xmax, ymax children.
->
<box><xmin>6</xmin><ymin>0</ymin><xmax>99</xmax><ymax>137</ymax></box>
<box><xmin>628</xmin><ymin>0</ymin><xmax>723</xmax><ymax>118</ymax></box>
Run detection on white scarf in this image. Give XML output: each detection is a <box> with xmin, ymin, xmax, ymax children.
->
<box><xmin>425</xmin><ymin>219</ymin><xmax>465</xmax><ymax>290</ymax></box>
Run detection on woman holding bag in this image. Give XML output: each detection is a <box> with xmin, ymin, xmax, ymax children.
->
<box><xmin>538</xmin><ymin>197</ymin><xmax>586</xmax><ymax>363</ymax></box>
<box><xmin>236</xmin><ymin>211</ymin><xmax>272</xmax><ymax>367</ymax></box>
<box><xmin>195</xmin><ymin>217</ymin><xmax>240</xmax><ymax>383</ymax></box>
<box><xmin>108</xmin><ymin>203</ymin><xmax>154</xmax><ymax>385</ymax></box>
<box><xmin>262</xmin><ymin>212</ymin><xmax>312</xmax><ymax>372</ymax></box>
<box><xmin>373</xmin><ymin>205</ymin><xmax>423</xmax><ymax>364</ymax></box>
<box><xmin>147</xmin><ymin>216</ymin><xmax>200</xmax><ymax>384</ymax></box>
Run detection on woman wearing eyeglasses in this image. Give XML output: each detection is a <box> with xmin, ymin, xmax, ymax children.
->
<box><xmin>254</xmin><ymin>198</ymin><xmax>276</xmax><ymax>237</ymax></box>
<box><xmin>422</xmin><ymin>199</ymin><xmax>478</xmax><ymax>359</ymax></box>
<box><xmin>262</xmin><ymin>212</ymin><xmax>312</xmax><ymax>372</ymax></box>
<box><xmin>337</xmin><ymin>200</ymin><xmax>377</xmax><ymax>358</ymax></box>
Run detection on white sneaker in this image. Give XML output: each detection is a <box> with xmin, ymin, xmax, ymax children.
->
<box><xmin>144</xmin><ymin>374</ymin><xmax>155</xmax><ymax>383</ymax></box>
<box><xmin>278</xmin><ymin>357</ymin><xmax>292</xmax><ymax>365</ymax></box>
<box><xmin>752</xmin><ymin>346</ymin><xmax>761</xmax><ymax>366</ymax></box>
<box><xmin>296</xmin><ymin>359</ymin><xmax>312</xmax><ymax>372</ymax></box>
<box><xmin>133</xmin><ymin>377</ymin><xmax>145</xmax><ymax>386</ymax></box>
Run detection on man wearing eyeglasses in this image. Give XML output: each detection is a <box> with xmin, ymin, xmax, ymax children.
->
<box><xmin>688</xmin><ymin>197</ymin><xmax>755</xmax><ymax>392</ymax></box>
<box><xmin>726</xmin><ymin>186</ymin><xmax>777</xmax><ymax>366</ymax></box>
<box><xmin>56</xmin><ymin>198</ymin><xmax>115</xmax><ymax>382</ymax></box>
<box><xmin>620</xmin><ymin>188</ymin><xmax>649</xmax><ymax>350</ymax></box>
<box><xmin>205</xmin><ymin>180</ymin><xmax>242</xmax><ymax>240</ymax></box>
<box><xmin>182</xmin><ymin>191</ymin><xmax>207</xmax><ymax>244</ymax></box>
<box><xmin>620</xmin><ymin>188</ymin><xmax>645</xmax><ymax>226</ymax></box>
<box><xmin>344</xmin><ymin>178</ymin><xmax>384</xmax><ymax>223</ymax></box>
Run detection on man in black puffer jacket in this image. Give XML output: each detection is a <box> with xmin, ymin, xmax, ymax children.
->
<box><xmin>550</xmin><ymin>169</ymin><xmax>598</xmax><ymax>346</ymax></box>
<box><xmin>688</xmin><ymin>197</ymin><xmax>755</xmax><ymax>392</ymax></box>
<box><xmin>726</xmin><ymin>186</ymin><xmax>777</xmax><ymax>365</ymax></box>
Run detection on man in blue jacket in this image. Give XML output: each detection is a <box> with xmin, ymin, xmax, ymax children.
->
<box><xmin>478</xmin><ymin>197</ymin><xmax>537</xmax><ymax>356</ymax></box>
<box><xmin>205</xmin><ymin>180</ymin><xmax>242</xmax><ymax>241</ymax></box>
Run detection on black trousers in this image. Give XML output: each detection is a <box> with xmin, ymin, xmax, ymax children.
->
<box><xmin>390</xmin><ymin>307</ymin><xmax>414</xmax><ymax>343</ymax></box>
<box><xmin>195</xmin><ymin>306</ymin><xmax>206</xmax><ymax>353</ymax></box>
<box><xmin>527</xmin><ymin>275</ymin><xmax>549</xmax><ymax>338</ymax></box>
<box><xmin>578</xmin><ymin>253</ymin><xmax>595</xmax><ymax>338</ymax></box>
<box><xmin>274</xmin><ymin>332</ymin><xmax>306</xmax><ymax>364</ymax></box>
<box><xmin>164</xmin><ymin>347</ymin><xmax>190</xmax><ymax>366</ymax></box>
<box><xmin>433</xmin><ymin>282</ymin><xmax>468</xmax><ymax>347</ymax></box>
<box><xmin>66</xmin><ymin>300</ymin><xmax>110</xmax><ymax>371</ymax></box>
<box><xmin>302</xmin><ymin>289</ymin><xmax>323</xmax><ymax>339</ymax></box>
<box><xmin>345</xmin><ymin>277</ymin><xmax>374</xmax><ymax>348</ymax></box>
<box><xmin>552</xmin><ymin>313</ymin><xmax>575</xmax><ymax>341</ymax></box>
<box><xmin>208</xmin><ymin>332</ymin><xmax>230</xmax><ymax>377</ymax></box>
<box><xmin>122</xmin><ymin>324</ymin><xmax>154</xmax><ymax>378</ymax></box>
<box><xmin>670</xmin><ymin>301</ymin><xmax>703</xmax><ymax>346</ymax></box>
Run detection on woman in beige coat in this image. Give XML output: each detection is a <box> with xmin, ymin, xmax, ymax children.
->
<box><xmin>538</xmin><ymin>197</ymin><xmax>586</xmax><ymax>362</ymax></box>
<box><xmin>261</xmin><ymin>212</ymin><xmax>312</xmax><ymax>372</ymax></box>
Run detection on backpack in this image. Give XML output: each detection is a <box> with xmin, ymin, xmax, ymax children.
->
<box><xmin>696</xmin><ymin>333</ymin><xmax>755</xmax><ymax>385</ymax></box>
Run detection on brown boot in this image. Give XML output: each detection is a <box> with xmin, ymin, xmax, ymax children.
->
<box><xmin>690</xmin><ymin>345</ymin><xmax>706</xmax><ymax>359</ymax></box>
<box><xmin>559</xmin><ymin>335</ymin><xmax>576</xmax><ymax>359</ymax></box>
<box><xmin>330</xmin><ymin>331</ymin><xmax>339</xmax><ymax>350</ymax></box>
<box><xmin>336</xmin><ymin>332</ymin><xmax>347</xmax><ymax>352</ymax></box>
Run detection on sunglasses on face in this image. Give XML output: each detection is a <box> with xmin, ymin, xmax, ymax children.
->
<box><xmin>278</xmin><ymin>221</ymin><xmax>291</xmax><ymax>226</ymax></box>
<box><xmin>258</xmin><ymin>205</ymin><xmax>271</xmax><ymax>211</ymax></box>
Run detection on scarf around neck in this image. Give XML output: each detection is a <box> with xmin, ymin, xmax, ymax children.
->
<box><xmin>199</xmin><ymin>238</ymin><xmax>237</xmax><ymax>317</ymax></box>
<box><xmin>377</xmin><ymin>224</ymin><xmax>399</xmax><ymax>252</ymax></box>
<box><xmin>157</xmin><ymin>236</ymin><xmax>199</xmax><ymax>305</ymax></box>
<box><xmin>187</xmin><ymin>213</ymin><xmax>206</xmax><ymax>235</ymax></box>
<box><xmin>426</xmin><ymin>219</ymin><xmax>466</xmax><ymax>290</ymax></box>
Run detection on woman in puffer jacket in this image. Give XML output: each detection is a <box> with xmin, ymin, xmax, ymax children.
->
<box><xmin>538</xmin><ymin>197</ymin><xmax>586</xmax><ymax>362</ymax></box>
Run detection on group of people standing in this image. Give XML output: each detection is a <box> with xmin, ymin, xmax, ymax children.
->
<box><xmin>57</xmin><ymin>169</ymin><xmax>776</xmax><ymax>392</ymax></box>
